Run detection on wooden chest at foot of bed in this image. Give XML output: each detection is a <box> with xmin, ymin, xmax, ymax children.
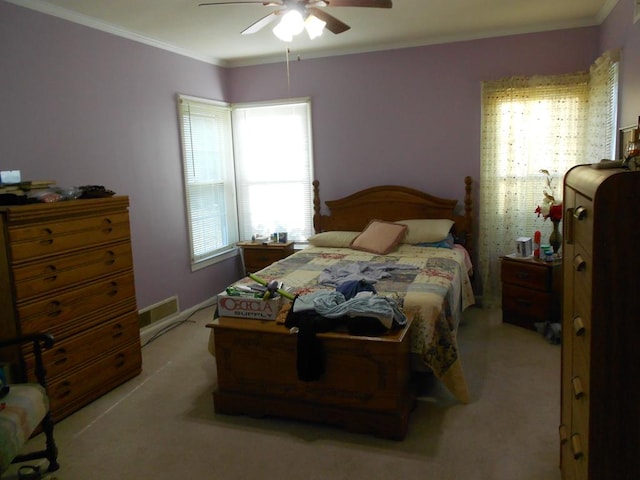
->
<box><xmin>209</xmin><ymin>315</ymin><xmax>415</xmax><ymax>440</ymax></box>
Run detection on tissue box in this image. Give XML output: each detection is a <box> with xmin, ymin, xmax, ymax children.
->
<box><xmin>217</xmin><ymin>292</ymin><xmax>283</xmax><ymax>320</ymax></box>
<box><xmin>0</xmin><ymin>170</ymin><xmax>21</xmax><ymax>184</ymax></box>
<box><xmin>515</xmin><ymin>237</ymin><xmax>533</xmax><ymax>257</ymax></box>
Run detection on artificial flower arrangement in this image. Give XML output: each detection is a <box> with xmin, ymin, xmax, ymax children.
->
<box><xmin>535</xmin><ymin>169</ymin><xmax>562</xmax><ymax>222</ymax></box>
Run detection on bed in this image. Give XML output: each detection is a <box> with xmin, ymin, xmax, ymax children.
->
<box><xmin>208</xmin><ymin>177</ymin><xmax>475</xmax><ymax>438</ymax></box>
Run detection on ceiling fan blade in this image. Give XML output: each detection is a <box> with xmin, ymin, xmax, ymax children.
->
<box><xmin>307</xmin><ymin>7</ymin><xmax>350</xmax><ymax>34</ymax></box>
<box><xmin>198</xmin><ymin>1</ymin><xmax>282</xmax><ymax>6</ymax></box>
<box><xmin>325</xmin><ymin>0</ymin><xmax>392</xmax><ymax>7</ymax></box>
<box><xmin>241</xmin><ymin>11</ymin><xmax>280</xmax><ymax>35</ymax></box>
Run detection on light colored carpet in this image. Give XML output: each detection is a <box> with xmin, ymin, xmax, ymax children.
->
<box><xmin>4</xmin><ymin>305</ymin><xmax>562</xmax><ymax>480</ymax></box>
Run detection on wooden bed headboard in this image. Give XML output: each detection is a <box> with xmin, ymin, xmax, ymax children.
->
<box><xmin>312</xmin><ymin>176</ymin><xmax>474</xmax><ymax>258</ymax></box>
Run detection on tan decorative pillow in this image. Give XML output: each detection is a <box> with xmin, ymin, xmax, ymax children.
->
<box><xmin>349</xmin><ymin>220</ymin><xmax>407</xmax><ymax>255</ymax></box>
<box><xmin>307</xmin><ymin>231</ymin><xmax>360</xmax><ymax>248</ymax></box>
<box><xmin>396</xmin><ymin>219</ymin><xmax>455</xmax><ymax>244</ymax></box>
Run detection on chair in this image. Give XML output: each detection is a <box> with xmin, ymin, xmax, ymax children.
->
<box><xmin>0</xmin><ymin>333</ymin><xmax>59</xmax><ymax>475</ymax></box>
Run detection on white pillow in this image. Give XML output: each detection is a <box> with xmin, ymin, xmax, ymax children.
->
<box><xmin>396</xmin><ymin>219</ymin><xmax>455</xmax><ymax>244</ymax></box>
<box><xmin>307</xmin><ymin>231</ymin><xmax>360</xmax><ymax>248</ymax></box>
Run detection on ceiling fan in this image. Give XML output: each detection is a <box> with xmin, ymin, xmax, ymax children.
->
<box><xmin>198</xmin><ymin>0</ymin><xmax>393</xmax><ymax>39</ymax></box>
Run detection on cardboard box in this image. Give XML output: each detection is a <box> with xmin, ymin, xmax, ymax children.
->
<box><xmin>515</xmin><ymin>237</ymin><xmax>533</xmax><ymax>257</ymax></box>
<box><xmin>217</xmin><ymin>292</ymin><xmax>283</xmax><ymax>320</ymax></box>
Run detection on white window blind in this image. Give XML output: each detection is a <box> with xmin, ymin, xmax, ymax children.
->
<box><xmin>177</xmin><ymin>95</ymin><xmax>238</xmax><ymax>267</ymax></box>
<box><xmin>232</xmin><ymin>99</ymin><xmax>314</xmax><ymax>242</ymax></box>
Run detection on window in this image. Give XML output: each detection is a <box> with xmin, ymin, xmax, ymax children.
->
<box><xmin>177</xmin><ymin>95</ymin><xmax>314</xmax><ymax>268</ymax></box>
<box><xmin>177</xmin><ymin>95</ymin><xmax>238</xmax><ymax>268</ymax></box>
<box><xmin>232</xmin><ymin>98</ymin><xmax>314</xmax><ymax>243</ymax></box>
<box><xmin>479</xmin><ymin>52</ymin><xmax>619</xmax><ymax>305</ymax></box>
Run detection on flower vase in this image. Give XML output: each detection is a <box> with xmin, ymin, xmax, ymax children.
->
<box><xmin>549</xmin><ymin>220</ymin><xmax>562</xmax><ymax>254</ymax></box>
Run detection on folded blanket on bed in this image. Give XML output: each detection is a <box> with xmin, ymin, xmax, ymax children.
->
<box><xmin>317</xmin><ymin>261</ymin><xmax>418</xmax><ymax>286</ymax></box>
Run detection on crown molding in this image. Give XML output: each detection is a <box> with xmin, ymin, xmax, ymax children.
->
<box><xmin>5</xmin><ymin>0</ymin><xmax>228</xmax><ymax>67</ymax></box>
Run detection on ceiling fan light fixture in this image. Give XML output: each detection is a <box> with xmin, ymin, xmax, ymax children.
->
<box><xmin>273</xmin><ymin>9</ymin><xmax>304</xmax><ymax>42</ymax></box>
<box><xmin>305</xmin><ymin>14</ymin><xmax>326</xmax><ymax>39</ymax></box>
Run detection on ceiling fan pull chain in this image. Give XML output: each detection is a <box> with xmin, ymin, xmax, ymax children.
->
<box><xmin>286</xmin><ymin>47</ymin><xmax>291</xmax><ymax>96</ymax></box>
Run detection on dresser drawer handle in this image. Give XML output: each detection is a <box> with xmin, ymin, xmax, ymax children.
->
<box><xmin>38</xmin><ymin>228</ymin><xmax>54</xmax><ymax>246</ymax></box>
<box><xmin>515</xmin><ymin>271</ymin><xmax>530</xmax><ymax>280</ymax></box>
<box><xmin>572</xmin><ymin>376</ymin><xmax>585</xmax><ymax>399</ymax></box>
<box><xmin>47</xmin><ymin>301</ymin><xmax>63</xmax><ymax>317</ymax></box>
<box><xmin>570</xmin><ymin>434</ymin><xmax>584</xmax><ymax>460</ymax></box>
<box><xmin>54</xmin><ymin>381</ymin><xmax>72</xmax><ymax>399</ymax></box>
<box><xmin>111</xmin><ymin>323</ymin><xmax>124</xmax><ymax>338</ymax></box>
<box><xmin>573</xmin><ymin>316</ymin><xmax>585</xmax><ymax>336</ymax></box>
<box><xmin>102</xmin><ymin>218</ymin><xmax>114</xmax><ymax>234</ymax></box>
<box><xmin>114</xmin><ymin>352</ymin><xmax>126</xmax><ymax>368</ymax></box>
<box><xmin>573</xmin><ymin>206</ymin><xmax>587</xmax><ymax>221</ymax></box>
<box><xmin>107</xmin><ymin>281</ymin><xmax>119</xmax><ymax>296</ymax></box>
<box><xmin>515</xmin><ymin>298</ymin><xmax>532</xmax><ymax>307</ymax></box>
<box><xmin>53</xmin><ymin>348</ymin><xmax>68</xmax><ymax>366</ymax></box>
<box><xmin>104</xmin><ymin>250</ymin><xmax>116</xmax><ymax>265</ymax></box>
<box><xmin>559</xmin><ymin>424</ymin><xmax>568</xmax><ymax>445</ymax></box>
<box><xmin>573</xmin><ymin>254</ymin><xmax>586</xmax><ymax>272</ymax></box>
<box><xmin>43</xmin><ymin>265</ymin><xmax>58</xmax><ymax>283</ymax></box>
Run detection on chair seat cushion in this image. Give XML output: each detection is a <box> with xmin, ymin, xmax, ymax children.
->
<box><xmin>0</xmin><ymin>384</ymin><xmax>49</xmax><ymax>473</ymax></box>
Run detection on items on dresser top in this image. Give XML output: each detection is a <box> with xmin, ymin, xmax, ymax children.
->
<box><xmin>0</xmin><ymin>182</ymin><xmax>115</xmax><ymax>204</ymax></box>
<box><xmin>0</xmin><ymin>196</ymin><xmax>141</xmax><ymax>422</ymax></box>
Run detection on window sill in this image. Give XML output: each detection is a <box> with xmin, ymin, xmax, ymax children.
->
<box><xmin>191</xmin><ymin>247</ymin><xmax>239</xmax><ymax>272</ymax></box>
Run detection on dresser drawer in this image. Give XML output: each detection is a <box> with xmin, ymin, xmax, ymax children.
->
<box><xmin>572</xmin><ymin>192</ymin><xmax>593</xmax><ymax>255</ymax></box>
<box><xmin>501</xmin><ymin>258</ymin><xmax>553</xmax><ymax>291</ymax></box>
<box><xmin>8</xmin><ymin>212</ymin><xmax>131</xmax><ymax>262</ymax></box>
<box><xmin>47</xmin><ymin>340</ymin><xmax>142</xmax><ymax>421</ymax></box>
<box><xmin>17</xmin><ymin>272</ymin><xmax>136</xmax><ymax>335</ymax></box>
<box><xmin>24</xmin><ymin>310</ymin><xmax>139</xmax><ymax>381</ymax></box>
<box><xmin>12</xmin><ymin>241</ymin><xmax>134</xmax><ymax>301</ymax></box>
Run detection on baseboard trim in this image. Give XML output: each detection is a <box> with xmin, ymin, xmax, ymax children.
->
<box><xmin>139</xmin><ymin>296</ymin><xmax>217</xmax><ymax>346</ymax></box>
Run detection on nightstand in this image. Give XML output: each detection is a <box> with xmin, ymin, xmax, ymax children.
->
<box><xmin>237</xmin><ymin>241</ymin><xmax>295</xmax><ymax>274</ymax></box>
<box><xmin>501</xmin><ymin>255</ymin><xmax>561</xmax><ymax>330</ymax></box>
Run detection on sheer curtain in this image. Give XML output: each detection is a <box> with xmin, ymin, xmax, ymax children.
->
<box><xmin>479</xmin><ymin>51</ymin><xmax>619</xmax><ymax>306</ymax></box>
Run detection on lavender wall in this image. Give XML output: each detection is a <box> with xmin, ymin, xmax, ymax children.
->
<box><xmin>0</xmin><ymin>2</ymin><xmax>241</xmax><ymax>311</ymax></box>
<box><xmin>601</xmin><ymin>0</ymin><xmax>640</xmax><ymax>127</ymax></box>
<box><xmin>228</xmin><ymin>29</ymin><xmax>599</xmax><ymax>207</ymax></box>
<box><xmin>2</xmin><ymin>0</ymin><xmax>630</xmax><ymax>314</ymax></box>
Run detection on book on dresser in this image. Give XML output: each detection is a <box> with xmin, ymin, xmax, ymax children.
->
<box><xmin>0</xmin><ymin>196</ymin><xmax>142</xmax><ymax>422</ymax></box>
<box><xmin>560</xmin><ymin>165</ymin><xmax>640</xmax><ymax>480</ymax></box>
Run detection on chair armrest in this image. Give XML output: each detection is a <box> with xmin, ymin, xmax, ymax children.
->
<box><xmin>0</xmin><ymin>333</ymin><xmax>55</xmax><ymax>388</ymax></box>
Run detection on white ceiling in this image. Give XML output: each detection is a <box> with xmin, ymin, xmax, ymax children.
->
<box><xmin>8</xmin><ymin>0</ymin><xmax>617</xmax><ymax>67</ymax></box>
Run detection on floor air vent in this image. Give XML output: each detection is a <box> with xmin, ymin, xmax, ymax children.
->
<box><xmin>138</xmin><ymin>296</ymin><xmax>179</xmax><ymax>328</ymax></box>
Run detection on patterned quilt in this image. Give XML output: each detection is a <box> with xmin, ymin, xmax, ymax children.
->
<box><xmin>235</xmin><ymin>244</ymin><xmax>475</xmax><ymax>403</ymax></box>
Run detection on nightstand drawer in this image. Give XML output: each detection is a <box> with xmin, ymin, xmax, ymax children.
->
<box><xmin>501</xmin><ymin>259</ymin><xmax>553</xmax><ymax>291</ymax></box>
<box><xmin>238</xmin><ymin>241</ymin><xmax>294</xmax><ymax>274</ymax></box>
<box><xmin>502</xmin><ymin>283</ymin><xmax>552</xmax><ymax>328</ymax></box>
<box><xmin>243</xmin><ymin>249</ymin><xmax>288</xmax><ymax>269</ymax></box>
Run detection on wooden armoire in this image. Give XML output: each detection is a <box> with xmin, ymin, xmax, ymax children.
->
<box><xmin>560</xmin><ymin>165</ymin><xmax>640</xmax><ymax>479</ymax></box>
<box><xmin>0</xmin><ymin>196</ymin><xmax>142</xmax><ymax>421</ymax></box>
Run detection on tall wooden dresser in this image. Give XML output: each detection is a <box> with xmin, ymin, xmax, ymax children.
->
<box><xmin>560</xmin><ymin>165</ymin><xmax>640</xmax><ymax>479</ymax></box>
<box><xmin>0</xmin><ymin>196</ymin><xmax>142</xmax><ymax>421</ymax></box>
